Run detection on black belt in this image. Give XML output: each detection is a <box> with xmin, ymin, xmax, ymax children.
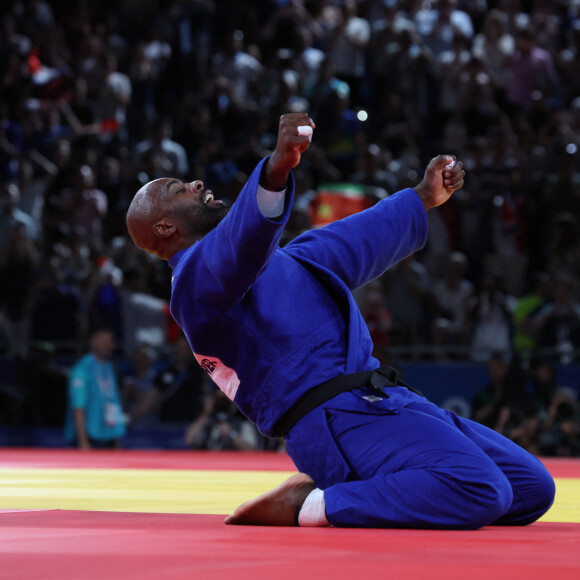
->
<box><xmin>275</xmin><ymin>366</ymin><xmax>417</xmax><ymax>439</ymax></box>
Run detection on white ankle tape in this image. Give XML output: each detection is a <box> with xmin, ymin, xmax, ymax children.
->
<box><xmin>298</xmin><ymin>488</ymin><xmax>329</xmax><ymax>527</ymax></box>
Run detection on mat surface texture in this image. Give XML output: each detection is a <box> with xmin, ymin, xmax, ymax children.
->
<box><xmin>1</xmin><ymin>450</ymin><xmax>579</xmax><ymax>579</ymax></box>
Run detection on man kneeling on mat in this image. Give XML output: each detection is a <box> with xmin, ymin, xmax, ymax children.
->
<box><xmin>126</xmin><ymin>112</ymin><xmax>555</xmax><ymax>529</ymax></box>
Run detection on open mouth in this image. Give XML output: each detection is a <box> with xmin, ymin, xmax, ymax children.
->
<box><xmin>201</xmin><ymin>188</ymin><xmax>225</xmax><ymax>208</ymax></box>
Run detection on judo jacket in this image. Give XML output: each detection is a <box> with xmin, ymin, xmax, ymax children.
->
<box><xmin>168</xmin><ymin>158</ymin><xmax>428</xmax><ymax>437</ymax></box>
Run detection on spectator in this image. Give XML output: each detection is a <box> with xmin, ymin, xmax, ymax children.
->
<box><xmin>57</xmin><ymin>165</ymin><xmax>108</xmax><ymax>249</ymax></box>
<box><xmin>433</xmin><ymin>32</ymin><xmax>472</xmax><ymax>129</ymax></box>
<box><xmin>531</xmin><ymin>274</ymin><xmax>580</xmax><ymax>364</ymax></box>
<box><xmin>526</xmin><ymin>357</ymin><xmax>559</xmax><ymax>419</ymax></box>
<box><xmin>347</xmin><ymin>143</ymin><xmax>397</xmax><ymax>197</ymax></box>
<box><xmin>359</xmin><ymin>279</ymin><xmax>393</xmax><ymax>354</ymax></box>
<box><xmin>17</xmin><ymin>153</ymin><xmax>57</xmax><ymax>227</ymax></box>
<box><xmin>96</xmin><ymin>52</ymin><xmax>132</xmax><ymax>144</ymax></box>
<box><xmin>97</xmin><ymin>156</ymin><xmax>127</xmax><ymax>239</ymax></box>
<box><xmin>538</xmin><ymin>387</ymin><xmax>580</xmax><ymax>457</ymax></box>
<box><xmin>135</xmin><ymin>118</ymin><xmax>189</xmax><ymax>180</ymax></box>
<box><xmin>14</xmin><ymin>341</ymin><xmax>68</xmax><ymax>427</ymax></box>
<box><xmin>315</xmin><ymin>85</ymin><xmax>365</xmax><ymax>179</ymax></box>
<box><xmin>122</xmin><ymin>344</ymin><xmax>159</xmax><ymax>429</ymax></box>
<box><xmin>557</xmin><ymin>21</ymin><xmax>580</xmax><ymax>106</ymax></box>
<box><xmin>472</xmin><ymin>352</ymin><xmax>512</xmax><ymax>429</ymax></box>
<box><xmin>506</xmin><ymin>23</ymin><xmax>559</xmax><ymax>113</ymax></box>
<box><xmin>383</xmin><ymin>254</ymin><xmax>430</xmax><ymax>352</ymax></box>
<box><xmin>416</xmin><ymin>0</ymin><xmax>474</xmax><ymax>56</ymax></box>
<box><xmin>471</xmin><ymin>9</ymin><xmax>515</xmax><ymax>104</ymax></box>
<box><xmin>513</xmin><ymin>272</ymin><xmax>551</xmax><ymax>358</ymax></box>
<box><xmin>64</xmin><ymin>327</ymin><xmax>126</xmax><ymax>449</ymax></box>
<box><xmin>153</xmin><ymin>335</ymin><xmax>208</xmax><ymax>425</ymax></box>
<box><xmin>0</xmin><ymin>101</ymin><xmax>24</xmax><ymax>182</ymax></box>
<box><xmin>119</xmin><ymin>268</ymin><xmax>170</xmax><ymax>357</ymax></box>
<box><xmin>184</xmin><ymin>391</ymin><xmax>259</xmax><ymax>451</ymax></box>
<box><xmin>0</xmin><ymin>182</ymin><xmax>37</xmax><ymax>252</ymax></box>
<box><xmin>25</xmin><ymin>255</ymin><xmax>87</xmax><ymax>352</ymax></box>
<box><xmin>326</xmin><ymin>0</ymin><xmax>371</xmax><ymax>107</ymax></box>
<box><xmin>496</xmin><ymin>397</ymin><xmax>542</xmax><ymax>456</ymax></box>
<box><xmin>307</xmin><ymin>56</ymin><xmax>350</xmax><ymax>120</ymax></box>
<box><xmin>546</xmin><ymin>212</ymin><xmax>580</xmax><ymax>279</ymax></box>
<box><xmin>86</xmin><ymin>255</ymin><xmax>124</xmax><ymax>342</ymax></box>
<box><xmin>0</xmin><ymin>221</ymin><xmax>38</xmax><ymax>354</ymax></box>
<box><xmin>210</xmin><ymin>29</ymin><xmax>264</xmax><ymax>105</ymax></box>
<box><xmin>374</xmin><ymin>25</ymin><xmax>433</xmax><ymax>117</ymax></box>
<box><xmin>469</xmin><ymin>269</ymin><xmax>517</xmax><ymax>362</ymax></box>
<box><xmin>126</xmin><ymin>42</ymin><xmax>159</xmax><ymax>137</ymax></box>
<box><xmin>430</xmin><ymin>252</ymin><xmax>474</xmax><ymax>355</ymax></box>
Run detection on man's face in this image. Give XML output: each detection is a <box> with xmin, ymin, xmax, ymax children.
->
<box><xmin>127</xmin><ymin>177</ymin><xmax>230</xmax><ymax>259</ymax></box>
<box><xmin>160</xmin><ymin>178</ymin><xmax>229</xmax><ymax>238</ymax></box>
<box><xmin>91</xmin><ymin>331</ymin><xmax>115</xmax><ymax>360</ymax></box>
<box><xmin>516</xmin><ymin>34</ymin><xmax>533</xmax><ymax>54</ymax></box>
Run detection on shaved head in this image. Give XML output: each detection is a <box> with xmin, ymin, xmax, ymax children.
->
<box><xmin>126</xmin><ymin>180</ymin><xmax>166</xmax><ymax>255</ymax></box>
<box><xmin>126</xmin><ymin>178</ymin><xmax>228</xmax><ymax>260</ymax></box>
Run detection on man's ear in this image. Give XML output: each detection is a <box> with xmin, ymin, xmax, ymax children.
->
<box><xmin>152</xmin><ymin>218</ymin><xmax>177</xmax><ymax>238</ymax></box>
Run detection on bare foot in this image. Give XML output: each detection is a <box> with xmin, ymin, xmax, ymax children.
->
<box><xmin>225</xmin><ymin>473</ymin><xmax>316</xmax><ymax>526</ymax></box>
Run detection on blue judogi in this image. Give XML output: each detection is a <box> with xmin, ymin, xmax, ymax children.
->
<box><xmin>169</xmin><ymin>158</ymin><xmax>554</xmax><ymax>528</ymax></box>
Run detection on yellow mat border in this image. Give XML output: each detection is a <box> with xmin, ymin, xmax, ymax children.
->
<box><xmin>0</xmin><ymin>467</ymin><xmax>578</xmax><ymax>523</ymax></box>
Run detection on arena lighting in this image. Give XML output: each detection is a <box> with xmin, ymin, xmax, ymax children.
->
<box><xmin>357</xmin><ymin>109</ymin><xmax>368</xmax><ymax>122</ymax></box>
<box><xmin>566</xmin><ymin>143</ymin><xmax>578</xmax><ymax>155</ymax></box>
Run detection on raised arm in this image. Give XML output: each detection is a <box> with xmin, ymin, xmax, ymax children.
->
<box><xmin>260</xmin><ymin>113</ymin><xmax>316</xmax><ymax>191</ymax></box>
<box><xmin>169</xmin><ymin>114</ymin><xmax>315</xmax><ymax>324</ymax></box>
<box><xmin>285</xmin><ymin>155</ymin><xmax>465</xmax><ymax>290</ymax></box>
<box><xmin>415</xmin><ymin>155</ymin><xmax>465</xmax><ymax>212</ymax></box>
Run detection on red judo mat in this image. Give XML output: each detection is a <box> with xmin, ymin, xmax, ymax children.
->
<box><xmin>1</xmin><ymin>450</ymin><xmax>579</xmax><ymax>580</ymax></box>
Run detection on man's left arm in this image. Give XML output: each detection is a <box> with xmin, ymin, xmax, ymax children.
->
<box><xmin>285</xmin><ymin>155</ymin><xmax>465</xmax><ymax>291</ymax></box>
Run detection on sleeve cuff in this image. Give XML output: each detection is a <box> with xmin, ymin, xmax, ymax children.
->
<box><xmin>256</xmin><ymin>184</ymin><xmax>287</xmax><ymax>218</ymax></box>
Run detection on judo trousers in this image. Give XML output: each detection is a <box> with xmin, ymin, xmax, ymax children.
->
<box><xmin>285</xmin><ymin>385</ymin><xmax>555</xmax><ymax>529</ymax></box>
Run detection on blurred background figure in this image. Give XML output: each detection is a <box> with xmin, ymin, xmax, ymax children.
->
<box><xmin>64</xmin><ymin>327</ymin><xmax>126</xmax><ymax>449</ymax></box>
<box><xmin>184</xmin><ymin>390</ymin><xmax>260</xmax><ymax>451</ymax></box>
<box><xmin>25</xmin><ymin>255</ymin><xmax>87</xmax><ymax>354</ymax></box>
<box><xmin>538</xmin><ymin>387</ymin><xmax>580</xmax><ymax>457</ymax></box>
<box><xmin>13</xmin><ymin>341</ymin><xmax>68</xmax><ymax>428</ymax></box>
<box><xmin>0</xmin><ymin>0</ymin><xmax>579</xmax><ymax>455</ymax></box>
<box><xmin>469</xmin><ymin>269</ymin><xmax>516</xmax><ymax>362</ymax></box>
<box><xmin>151</xmin><ymin>334</ymin><xmax>208</xmax><ymax>427</ymax></box>
<box><xmin>472</xmin><ymin>352</ymin><xmax>512</xmax><ymax>429</ymax></box>
<box><xmin>121</xmin><ymin>343</ymin><xmax>159</xmax><ymax>430</ymax></box>
<box><xmin>0</xmin><ymin>221</ymin><xmax>38</xmax><ymax>355</ymax></box>
<box><xmin>383</xmin><ymin>254</ymin><xmax>430</xmax><ymax>356</ymax></box>
<box><xmin>531</xmin><ymin>274</ymin><xmax>580</xmax><ymax>365</ymax></box>
<box><xmin>430</xmin><ymin>252</ymin><xmax>474</xmax><ymax>358</ymax></box>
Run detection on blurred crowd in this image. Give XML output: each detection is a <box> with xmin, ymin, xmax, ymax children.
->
<box><xmin>1</xmin><ymin>0</ymin><xmax>579</xmax><ymax>454</ymax></box>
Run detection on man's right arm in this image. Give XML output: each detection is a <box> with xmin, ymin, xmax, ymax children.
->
<box><xmin>259</xmin><ymin>113</ymin><xmax>315</xmax><ymax>191</ymax></box>
<box><xmin>169</xmin><ymin>158</ymin><xmax>294</xmax><ymax>327</ymax></box>
<box><xmin>170</xmin><ymin>114</ymin><xmax>315</xmax><ymax>325</ymax></box>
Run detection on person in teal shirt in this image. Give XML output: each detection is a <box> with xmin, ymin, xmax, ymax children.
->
<box><xmin>65</xmin><ymin>328</ymin><xmax>126</xmax><ymax>448</ymax></box>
